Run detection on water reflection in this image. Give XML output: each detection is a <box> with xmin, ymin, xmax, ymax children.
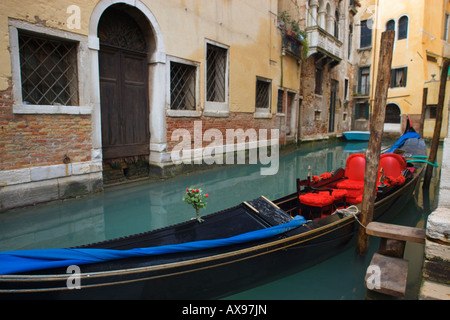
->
<box><xmin>1</xmin><ymin>140</ymin><xmax>369</xmax><ymax>251</ymax></box>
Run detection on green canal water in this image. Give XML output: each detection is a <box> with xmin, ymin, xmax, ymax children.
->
<box><xmin>0</xmin><ymin>139</ymin><xmax>443</xmax><ymax>300</ymax></box>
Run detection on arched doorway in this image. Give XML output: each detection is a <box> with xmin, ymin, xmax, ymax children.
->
<box><xmin>384</xmin><ymin>103</ymin><xmax>402</xmax><ymax>132</ymax></box>
<box><xmin>98</xmin><ymin>5</ymin><xmax>151</xmax><ymax>160</ymax></box>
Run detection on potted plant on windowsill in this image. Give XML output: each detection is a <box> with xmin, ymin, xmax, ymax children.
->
<box><xmin>278</xmin><ymin>10</ymin><xmax>309</xmax><ymax>59</ymax></box>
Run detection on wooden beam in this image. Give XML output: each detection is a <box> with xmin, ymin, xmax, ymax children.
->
<box><xmin>366</xmin><ymin>222</ymin><xmax>426</xmax><ymax>244</ymax></box>
<box><xmin>423</xmin><ymin>59</ymin><xmax>450</xmax><ymax>189</ymax></box>
<box><xmin>356</xmin><ymin>30</ymin><xmax>395</xmax><ymax>255</ymax></box>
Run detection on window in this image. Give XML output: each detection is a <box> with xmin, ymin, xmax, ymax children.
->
<box><xmin>315</xmin><ymin>67</ymin><xmax>323</xmax><ymax>95</ymax></box>
<box><xmin>18</xmin><ymin>31</ymin><xmax>79</xmax><ymax>106</ymax></box>
<box><xmin>391</xmin><ymin>67</ymin><xmax>408</xmax><ymax>88</ymax></box>
<box><xmin>444</xmin><ymin>13</ymin><xmax>449</xmax><ymax>41</ymax></box>
<box><xmin>334</xmin><ymin>10</ymin><xmax>340</xmax><ymax>39</ymax></box>
<box><xmin>277</xmin><ymin>89</ymin><xmax>284</xmax><ymax>113</ymax></box>
<box><xmin>348</xmin><ymin>24</ymin><xmax>353</xmax><ymax>59</ymax></box>
<box><xmin>344</xmin><ymin>78</ymin><xmax>349</xmax><ymax>101</ymax></box>
<box><xmin>255</xmin><ymin>78</ymin><xmax>271</xmax><ymax>110</ymax></box>
<box><xmin>398</xmin><ymin>16</ymin><xmax>408</xmax><ymax>40</ymax></box>
<box><xmin>385</xmin><ymin>104</ymin><xmax>401</xmax><ymax>123</ymax></box>
<box><xmin>355</xmin><ymin>102</ymin><xmax>369</xmax><ymax>120</ymax></box>
<box><xmin>170</xmin><ymin>61</ymin><xmax>196</xmax><ymax>110</ymax></box>
<box><xmin>425</xmin><ymin>105</ymin><xmax>437</xmax><ymax>120</ymax></box>
<box><xmin>206</xmin><ymin>44</ymin><xmax>227</xmax><ymax>103</ymax></box>
<box><xmin>360</xmin><ymin>19</ymin><xmax>372</xmax><ymax>48</ymax></box>
<box><xmin>358</xmin><ymin>66</ymin><xmax>370</xmax><ymax>95</ymax></box>
<box><xmin>386</xmin><ymin>19</ymin><xmax>395</xmax><ymax>31</ymax></box>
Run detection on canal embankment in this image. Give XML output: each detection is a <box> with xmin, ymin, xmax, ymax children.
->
<box><xmin>420</xmin><ymin>134</ymin><xmax>450</xmax><ymax>300</ymax></box>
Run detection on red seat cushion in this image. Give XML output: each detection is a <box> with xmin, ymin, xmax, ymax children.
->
<box><xmin>299</xmin><ymin>189</ymin><xmax>348</xmax><ymax>207</ymax></box>
<box><xmin>299</xmin><ymin>192</ymin><xmax>335</xmax><ymax>207</ymax></box>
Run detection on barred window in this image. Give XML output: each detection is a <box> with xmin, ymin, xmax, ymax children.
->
<box><xmin>18</xmin><ymin>31</ymin><xmax>79</xmax><ymax>106</ymax></box>
<box><xmin>255</xmin><ymin>78</ymin><xmax>271</xmax><ymax>109</ymax></box>
<box><xmin>206</xmin><ymin>44</ymin><xmax>227</xmax><ymax>102</ymax></box>
<box><xmin>170</xmin><ymin>61</ymin><xmax>196</xmax><ymax>110</ymax></box>
<box><xmin>277</xmin><ymin>89</ymin><xmax>284</xmax><ymax>113</ymax></box>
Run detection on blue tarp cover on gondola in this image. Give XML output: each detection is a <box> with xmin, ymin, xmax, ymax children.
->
<box><xmin>384</xmin><ymin>131</ymin><xmax>421</xmax><ymax>154</ymax></box>
<box><xmin>0</xmin><ymin>215</ymin><xmax>306</xmax><ymax>275</ymax></box>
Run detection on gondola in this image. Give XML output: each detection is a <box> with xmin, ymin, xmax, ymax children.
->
<box><xmin>0</xmin><ymin>124</ymin><xmax>430</xmax><ymax>300</ymax></box>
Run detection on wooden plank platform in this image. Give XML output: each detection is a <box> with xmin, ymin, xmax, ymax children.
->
<box><xmin>365</xmin><ymin>253</ymin><xmax>409</xmax><ymax>297</ymax></box>
<box><xmin>366</xmin><ymin>222</ymin><xmax>426</xmax><ymax>244</ymax></box>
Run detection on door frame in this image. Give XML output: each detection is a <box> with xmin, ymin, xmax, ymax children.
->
<box><xmin>88</xmin><ymin>0</ymin><xmax>166</xmax><ymax>166</ymax></box>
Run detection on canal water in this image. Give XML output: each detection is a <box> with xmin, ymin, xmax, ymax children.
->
<box><xmin>0</xmin><ymin>139</ymin><xmax>443</xmax><ymax>300</ymax></box>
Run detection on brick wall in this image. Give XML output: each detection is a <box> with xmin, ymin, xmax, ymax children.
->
<box><xmin>166</xmin><ymin>112</ymin><xmax>282</xmax><ymax>151</ymax></box>
<box><xmin>0</xmin><ymin>83</ymin><xmax>92</xmax><ymax>171</ymax></box>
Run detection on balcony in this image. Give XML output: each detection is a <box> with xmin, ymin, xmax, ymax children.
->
<box><xmin>282</xmin><ymin>30</ymin><xmax>305</xmax><ymax>61</ymax></box>
<box><xmin>353</xmin><ymin>84</ymin><xmax>371</xmax><ymax>99</ymax></box>
<box><xmin>306</xmin><ymin>26</ymin><xmax>343</xmax><ymax>66</ymax></box>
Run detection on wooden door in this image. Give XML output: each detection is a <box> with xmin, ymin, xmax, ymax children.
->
<box><xmin>98</xmin><ymin>8</ymin><xmax>149</xmax><ymax>160</ymax></box>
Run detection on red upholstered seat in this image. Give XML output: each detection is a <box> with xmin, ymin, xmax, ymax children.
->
<box><xmin>299</xmin><ymin>189</ymin><xmax>348</xmax><ymax>207</ymax></box>
<box><xmin>336</xmin><ymin>153</ymin><xmax>366</xmax><ymax>204</ymax></box>
<box><xmin>379</xmin><ymin>153</ymin><xmax>407</xmax><ymax>186</ymax></box>
<box><xmin>336</xmin><ymin>153</ymin><xmax>408</xmax><ymax>204</ymax></box>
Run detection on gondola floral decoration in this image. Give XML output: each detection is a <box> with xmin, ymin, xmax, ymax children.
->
<box><xmin>183</xmin><ymin>186</ymin><xmax>209</xmax><ymax>222</ymax></box>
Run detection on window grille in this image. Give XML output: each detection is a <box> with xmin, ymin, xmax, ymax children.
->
<box><xmin>255</xmin><ymin>78</ymin><xmax>271</xmax><ymax>109</ymax></box>
<box><xmin>170</xmin><ymin>61</ymin><xmax>196</xmax><ymax>110</ymax></box>
<box><xmin>206</xmin><ymin>44</ymin><xmax>226</xmax><ymax>102</ymax></box>
<box><xmin>277</xmin><ymin>89</ymin><xmax>284</xmax><ymax>113</ymax></box>
<box><xmin>385</xmin><ymin>104</ymin><xmax>401</xmax><ymax>123</ymax></box>
<box><xmin>18</xmin><ymin>32</ymin><xmax>79</xmax><ymax>106</ymax></box>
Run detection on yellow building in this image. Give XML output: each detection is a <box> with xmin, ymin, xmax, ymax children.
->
<box><xmin>354</xmin><ymin>0</ymin><xmax>450</xmax><ymax>138</ymax></box>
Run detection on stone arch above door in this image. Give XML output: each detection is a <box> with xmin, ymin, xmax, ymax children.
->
<box><xmin>384</xmin><ymin>103</ymin><xmax>402</xmax><ymax>133</ymax></box>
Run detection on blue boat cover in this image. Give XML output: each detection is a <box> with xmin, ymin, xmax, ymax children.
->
<box><xmin>0</xmin><ymin>215</ymin><xmax>306</xmax><ymax>275</ymax></box>
<box><xmin>384</xmin><ymin>131</ymin><xmax>421</xmax><ymax>154</ymax></box>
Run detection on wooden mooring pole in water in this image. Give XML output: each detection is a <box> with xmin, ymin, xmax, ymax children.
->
<box><xmin>423</xmin><ymin>58</ymin><xmax>450</xmax><ymax>189</ymax></box>
<box><xmin>356</xmin><ymin>30</ymin><xmax>395</xmax><ymax>255</ymax></box>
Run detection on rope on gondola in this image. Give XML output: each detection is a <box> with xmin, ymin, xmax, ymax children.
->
<box><xmin>335</xmin><ymin>205</ymin><xmax>366</xmax><ymax>229</ymax></box>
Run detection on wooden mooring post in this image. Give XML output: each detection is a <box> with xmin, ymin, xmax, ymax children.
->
<box><xmin>356</xmin><ymin>30</ymin><xmax>395</xmax><ymax>255</ymax></box>
<box><xmin>423</xmin><ymin>58</ymin><xmax>450</xmax><ymax>189</ymax></box>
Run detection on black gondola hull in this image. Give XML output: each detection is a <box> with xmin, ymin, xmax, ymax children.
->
<box><xmin>0</xmin><ymin>165</ymin><xmax>422</xmax><ymax>300</ymax></box>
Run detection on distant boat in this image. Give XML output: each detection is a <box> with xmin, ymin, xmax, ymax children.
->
<box><xmin>344</xmin><ymin>131</ymin><xmax>370</xmax><ymax>141</ymax></box>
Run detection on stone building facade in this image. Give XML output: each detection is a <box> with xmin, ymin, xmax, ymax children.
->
<box><xmin>0</xmin><ymin>0</ymin><xmax>307</xmax><ymax>211</ymax></box>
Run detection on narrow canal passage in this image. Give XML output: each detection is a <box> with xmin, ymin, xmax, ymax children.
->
<box><xmin>0</xmin><ymin>139</ymin><xmax>443</xmax><ymax>299</ymax></box>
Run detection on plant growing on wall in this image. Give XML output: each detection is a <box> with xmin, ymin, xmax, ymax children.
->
<box><xmin>183</xmin><ymin>186</ymin><xmax>209</xmax><ymax>223</ymax></box>
<box><xmin>278</xmin><ymin>10</ymin><xmax>309</xmax><ymax>60</ymax></box>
